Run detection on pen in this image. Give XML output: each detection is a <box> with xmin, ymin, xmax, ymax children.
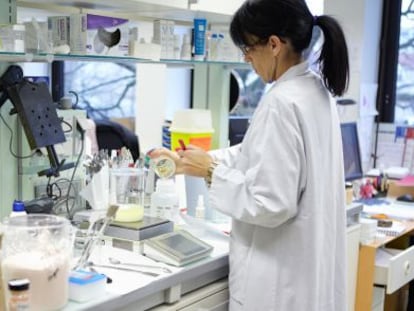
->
<box><xmin>178</xmin><ymin>139</ymin><xmax>186</xmax><ymax>150</ymax></box>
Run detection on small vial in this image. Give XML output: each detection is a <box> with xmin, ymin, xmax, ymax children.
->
<box><xmin>152</xmin><ymin>156</ymin><xmax>176</xmax><ymax>179</ymax></box>
<box><xmin>8</xmin><ymin>278</ymin><xmax>30</xmax><ymax>311</ymax></box>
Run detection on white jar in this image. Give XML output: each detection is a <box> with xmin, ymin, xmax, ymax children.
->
<box><xmin>151</xmin><ymin>179</ymin><xmax>179</xmax><ymax>221</ymax></box>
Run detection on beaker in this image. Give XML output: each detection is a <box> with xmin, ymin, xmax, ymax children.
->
<box><xmin>110</xmin><ymin>167</ymin><xmax>145</xmax><ymax>222</ymax></box>
<box><xmin>1</xmin><ymin>214</ymin><xmax>75</xmax><ymax>311</ymax></box>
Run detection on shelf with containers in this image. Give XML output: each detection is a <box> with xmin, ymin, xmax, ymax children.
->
<box><xmin>12</xmin><ymin>0</ymin><xmax>246</xmax><ymax>149</ymax></box>
<box><xmin>0</xmin><ymin>51</ymin><xmax>248</xmax><ymax>69</ymax></box>
<box><xmin>0</xmin><ymin>0</ymin><xmax>247</xmax><ymax>219</ymax></box>
<box><xmin>16</xmin><ymin>0</ymin><xmax>239</xmax><ymax>25</ymax></box>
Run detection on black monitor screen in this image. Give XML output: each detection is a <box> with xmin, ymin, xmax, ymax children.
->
<box><xmin>228</xmin><ymin>116</ymin><xmax>250</xmax><ymax>146</ymax></box>
<box><xmin>340</xmin><ymin>122</ymin><xmax>363</xmax><ymax>182</ymax></box>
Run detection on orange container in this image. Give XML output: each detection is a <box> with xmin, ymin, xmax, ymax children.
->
<box><xmin>170</xmin><ymin>109</ymin><xmax>214</xmax><ymax>151</ymax></box>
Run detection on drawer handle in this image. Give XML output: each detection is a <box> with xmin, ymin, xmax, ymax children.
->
<box><xmin>404</xmin><ymin>261</ymin><xmax>411</xmax><ymax>275</ymax></box>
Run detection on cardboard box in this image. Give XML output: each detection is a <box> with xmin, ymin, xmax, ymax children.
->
<box><xmin>70</xmin><ymin>13</ymin><xmax>129</xmax><ymax>56</ymax></box>
<box><xmin>387</xmin><ymin>179</ymin><xmax>414</xmax><ymax>198</ymax></box>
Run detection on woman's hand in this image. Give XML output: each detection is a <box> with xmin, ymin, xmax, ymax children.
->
<box><xmin>148</xmin><ymin>145</ymin><xmax>213</xmax><ymax>178</ymax></box>
<box><xmin>148</xmin><ymin>147</ymin><xmax>183</xmax><ymax>174</ymax></box>
<box><xmin>177</xmin><ymin>144</ymin><xmax>213</xmax><ymax>178</ymax></box>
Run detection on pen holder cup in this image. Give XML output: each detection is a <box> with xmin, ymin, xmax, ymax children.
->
<box><xmin>1</xmin><ymin>214</ymin><xmax>75</xmax><ymax>311</ymax></box>
<box><xmin>110</xmin><ymin>167</ymin><xmax>145</xmax><ymax>222</ymax></box>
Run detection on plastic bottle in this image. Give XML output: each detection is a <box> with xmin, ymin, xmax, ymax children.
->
<box><xmin>180</xmin><ymin>34</ymin><xmax>192</xmax><ymax>60</ymax></box>
<box><xmin>151</xmin><ymin>179</ymin><xmax>179</xmax><ymax>221</ymax></box>
<box><xmin>8</xmin><ymin>278</ymin><xmax>31</xmax><ymax>311</ymax></box>
<box><xmin>144</xmin><ymin>166</ymin><xmax>155</xmax><ymax>216</ymax></box>
<box><xmin>173</xmin><ymin>34</ymin><xmax>181</xmax><ymax>60</ymax></box>
<box><xmin>195</xmin><ymin>195</ymin><xmax>205</xmax><ymax>219</ymax></box>
<box><xmin>10</xmin><ymin>200</ymin><xmax>26</xmax><ymax>217</ymax></box>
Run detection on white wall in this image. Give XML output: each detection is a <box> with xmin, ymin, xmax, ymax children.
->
<box><xmin>325</xmin><ymin>0</ymin><xmax>383</xmax><ymax>171</ymax></box>
<box><xmin>325</xmin><ymin>0</ymin><xmax>382</xmax><ymax>120</ymax></box>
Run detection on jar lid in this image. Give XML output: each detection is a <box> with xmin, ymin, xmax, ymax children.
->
<box><xmin>8</xmin><ymin>278</ymin><xmax>30</xmax><ymax>291</ymax></box>
<box><xmin>12</xmin><ymin>200</ymin><xmax>25</xmax><ymax>212</ymax></box>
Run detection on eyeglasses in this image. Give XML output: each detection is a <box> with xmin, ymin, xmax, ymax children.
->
<box><xmin>239</xmin><ymin>38</ymin><xmax>268</xmax><ymax>55</ymax></box>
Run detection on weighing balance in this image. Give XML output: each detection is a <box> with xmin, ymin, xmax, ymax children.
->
<box><xmin>143</xmin><ymin>230</ymin><xmax>213</xmax><ymax>266</ymax></box>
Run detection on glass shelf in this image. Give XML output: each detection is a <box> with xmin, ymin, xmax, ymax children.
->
<box><xmin>0</xmin><ymin>51</ymin><xmax>249</xmax><ymax>69</ymax></box>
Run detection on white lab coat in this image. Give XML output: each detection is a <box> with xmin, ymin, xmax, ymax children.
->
<box><xmin>209</xmin><ymin>62</ymin><xmax>347</xmax><ymax>311</ymax></box>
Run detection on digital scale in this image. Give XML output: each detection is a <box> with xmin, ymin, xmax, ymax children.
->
<box><xmin>143</xmin><ymin>230</ymin><xmax>213</xmax><ymax>266</ymax></box>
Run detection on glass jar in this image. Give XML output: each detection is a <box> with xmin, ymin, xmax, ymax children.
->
<box><xmin>151</xmin><ymin>156</ymin><xmax>176</xmax><ymax>179</ymax></box>
<box><xmin>1</xmin><ymin>215</ymin><xmax>74</xmax><ymax>311</ymax></box>
<box><xmin>110</xmin><ymin>167</ymin><xmax>145</xmax><ymax>222</ymax></box>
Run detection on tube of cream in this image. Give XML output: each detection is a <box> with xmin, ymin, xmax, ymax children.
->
<box><xmin>193</xmin><ymin>18</ymin><xmax>207</xmax><ymax>61</ymax></box>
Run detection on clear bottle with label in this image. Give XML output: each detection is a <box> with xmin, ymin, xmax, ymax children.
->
<box><xmin>150</xmin><ymin>179</ymin><xmax>179</xmax><ymax>221</ymax></box>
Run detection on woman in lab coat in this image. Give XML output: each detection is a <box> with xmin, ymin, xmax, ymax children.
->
<box><xmin>150</xmin><ymin>0</ymin><xmax>349</xmax><ymax>310</ymax></box>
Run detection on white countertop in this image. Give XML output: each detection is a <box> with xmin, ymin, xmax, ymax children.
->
<box><xmin>63</xmin><ymin>216</ymin><xmax>230</xmax><ymax>311</ymax></box>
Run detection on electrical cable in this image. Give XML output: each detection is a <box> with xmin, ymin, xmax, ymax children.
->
<box><xmin>0</xmin><ymin>112</ymin><xmax>36</xmax><ymax>159</ymax></box>
<box><xmin>60</xmin><ymin>118</ymin><xmax>73</xmax><ymax>133</ymax></box>
<box><xmin>65</xmin><ymin>131</ymin><xmax>85</xmax><ymax>220</ymax></box>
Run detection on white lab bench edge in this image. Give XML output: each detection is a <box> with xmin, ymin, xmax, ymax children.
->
<box><xmin>64</xmin><ymin>232</ymin><xmax>229</xmax><ymax>310</ymax></box>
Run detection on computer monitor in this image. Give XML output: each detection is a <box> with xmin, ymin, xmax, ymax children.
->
<box><xmin>228</xmin><ymin>116</ymin><xmax>250</xmax><ymax>146</ymax></box>
<box><xmin>340</xmin><ymin>122</ymin><xmax>363</xmax><ymax>182</ymax></box>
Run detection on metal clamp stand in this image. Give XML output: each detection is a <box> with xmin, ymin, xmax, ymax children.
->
<box><xmin>0</xmin><ymin>65</ymin><xmax>74</xmax><ymax>177</ymax></box>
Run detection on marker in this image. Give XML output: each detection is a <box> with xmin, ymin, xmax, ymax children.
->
<box><xmin>178</xmin><ymin>139</ymin><xmax>186</xmax><ymax>151</ymax></box>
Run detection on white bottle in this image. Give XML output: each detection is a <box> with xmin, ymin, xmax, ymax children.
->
<box><xmin>173</xmin><ymin>34</ymin><xmax>181</xmax><ymax>60</ymax></box>
<box><xmin>180</xmin><ymin>34</ymin><xmax>192</xmax><ymax>60</ymax></box>
<box><xmin>207</xmin><ymin>33</ymin><xmax>218</xmax><ymax>61</ymax></box>
<box><xmin>151</xmin><ymin>179</ymin><xmax>179</xmax><ymax>221</ymax></box>
<box><xmin>10</xmin><ymin>200</ymin><xmax>27</xmax><ymax>217</ymax></box>
<box><xmin>195</xmin><ymin>195</ymin><xmax>205</xmax><ymax>219</ymax></box>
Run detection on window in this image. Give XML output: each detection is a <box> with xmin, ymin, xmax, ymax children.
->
<box><xmin>395</xmin><ymin>0</ymin><xmax>414</xmax><ymax>124</ymax></box>
<box><xmin>64</xmin><ymin>62</ymin><xmax>136</xmax><ymax>120</ymax></box>
<box><xmin>376</xmin><ymin>0</ymin><xmax>414</xmax><ymax>124</ymax></box>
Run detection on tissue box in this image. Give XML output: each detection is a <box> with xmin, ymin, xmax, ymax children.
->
<box><xmin>70</xmin><ymin>13</ymin><xmax>129</xmax><ymax>56</ymax></box>
<box><xmin>129</xmin><ymin>41</ymin><xmax>161</xmax><ymax>60</ymax></box>
<box><xmin>69</xmin><ymin>270</ymin><xmax>106</xmax><ymax>302</ymax></box>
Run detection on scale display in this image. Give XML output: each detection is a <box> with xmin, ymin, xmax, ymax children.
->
<box><xmin>143</xmin><ymin>230</ymin><xmax>213</xmax><ymax>266</ymax></box>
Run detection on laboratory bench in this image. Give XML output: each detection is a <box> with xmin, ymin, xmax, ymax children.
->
<box><xmin>63</xmin><ymin>223</ymin><xmax>230</xmax><ymax>311</ymax></box>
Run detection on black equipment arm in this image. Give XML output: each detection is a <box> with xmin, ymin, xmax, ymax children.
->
<box><xmin>0</xmin><ymin>65</ymin><xmax>74</xmax><ymax>177</ymax></box>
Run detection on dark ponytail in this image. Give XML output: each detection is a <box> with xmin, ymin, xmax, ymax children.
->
<box><xmin>230</xmin><ymin>0</ymin><xmax>349</xmax><ymax>97</ymax></box>
<box><xmin>315</xmin><ymin>15</ymin><xmax>349</xmax><ymax>97</ymax></box>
